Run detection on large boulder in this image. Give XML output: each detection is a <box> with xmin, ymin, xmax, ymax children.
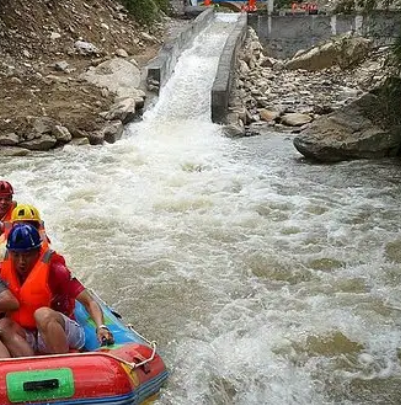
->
<box><xmin>99</xmin><ymin>98</ymin><xmax>137</xmax><ymax>124</ymax></box>
<box><xmin>293</xmin><ymin>84</ymin><xmax>401</xmax><ymax>162</ymax></box>
<box><xmin>81</xmin><ymin>58</ymin><xmax>142</xmax><ymax>99</ymax></box>
<box><xmin>19</xmin><ymin>135</ymin><xmax>57</xmax><ymax>151</ymax></box>
<box><xmin>285</xmin><ymin>35</ymin><xmax>372</xmax><ymax>71</ymax></box>
<box><xmin>281</xmin><ymin>113</ymin><xmax>312</xmax><ymax>127</ymax></box>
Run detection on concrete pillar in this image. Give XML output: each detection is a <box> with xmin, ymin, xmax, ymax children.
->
<box><xmin>355</xmin><ymin>15</ymin><xmax>363</xmax><ymax>35</ymax></box>
<box><xmin>267</xmin><ymin>0</ymin><xmax>274</xmax><ymax>15</ymax></box>
<box><xmin>268</xmin><ymin>15</ymin><xmax>272</xmax><ymax>36</ymax></box>
<box><xmin>330</xmin><ymin>15</ymin><xmax>337</xmax><ymax>35</ymax></box>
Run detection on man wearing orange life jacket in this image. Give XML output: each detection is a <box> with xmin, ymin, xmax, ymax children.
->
<box><xmin>0</xmin><ymin>224</ymin><xmax>113</xmax><ymax>357</ymax></box>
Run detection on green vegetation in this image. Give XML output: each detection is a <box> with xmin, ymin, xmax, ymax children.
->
<box><xmin>334</xmin><ymin>0</ymin><xmax>401</xmax><ymax>83</ymax></box>
<box><xmin>334</xmin><ymin>0</ymin><xmax>401</xmax><ymax>13</ymax></box>
<box><xmin>330</xmin><ymin>0</ymin><xmax>401</xmax><ymax>135</ymax></box>
<box><xmin>391</xmin><ymin>31</ymin><xmax>401</xmax><ymax>74</ymax></box>
<box><xmin>274</xmin><ymin>0</ymin><xmax>292</xmax><ymax>10</ymax></box>
<box><xmin>120</xmin><ymin>0</ymin><xmax>171</xmax><ymax>25</ymax></box>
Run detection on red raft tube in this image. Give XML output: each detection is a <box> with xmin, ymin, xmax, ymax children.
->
<box><xmin>0</xmin><ymin>290</ymin><xmax>169</xmax><ymax>405</ymax></box>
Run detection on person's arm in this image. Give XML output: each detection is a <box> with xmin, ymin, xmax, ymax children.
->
<box><xmin>76</xmin><ymin>290</ymin><xmax>113</xmax><ymax>344</ymax></box>
<box><xmin>50</xmin><ymin>258</ymin><xmax>113</xmax><ymax>344</ymax></box>
<box><xmin>0</xmin><ymin>279</ymin><xmax>19</xmax><ymax>312</ymax></box>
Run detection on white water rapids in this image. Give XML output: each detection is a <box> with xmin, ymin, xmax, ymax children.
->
<box><xmin>2</xmin><ymin>13</ymin><xmax>401</xmax><ymax>404</ymax></box>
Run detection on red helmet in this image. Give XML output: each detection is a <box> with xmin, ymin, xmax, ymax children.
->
<box><xmin>0</xmin><ymin>181</ymin><xmax>14</xmax><ymax>197</ymax></box>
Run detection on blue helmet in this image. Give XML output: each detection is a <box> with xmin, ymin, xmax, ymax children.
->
<box><xmin>7</xmin><ymin>223</ymin><xmax>42</xmax><ymax>252</ymax></box>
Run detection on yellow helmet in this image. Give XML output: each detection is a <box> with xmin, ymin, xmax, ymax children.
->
<box><xmin>11</xmin><ymin>204</ymin><xmax>42</xmax><ymax>223</ymax></box>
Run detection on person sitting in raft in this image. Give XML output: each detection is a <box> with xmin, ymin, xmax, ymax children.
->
<box><xmin>0</xmin><ymin>223</ymin><xmax>113</xmax><ymax>358</ymax></box>
<box><xmin>0</xmin><ymin>181</ymin><xmax>17</xmax><ymax>235</ymax></box>
<box><xmin>0</xmin><ymin>181</ymin><xmax>18</xmax><ymax>263</ymax></box>
<box><xmin>0</xmin><ymin>204</ymin><xmax>52</xmax><ymax>265</ymax></box>
<box><xmin>0</xmin><ymin>181</ymin><xmax>17</xmax><ymax>224</ymax></box>
<box><xmin>11</xmin><ymin>203</ymin><xmax>51</xmax><ymax>248</ymax></box>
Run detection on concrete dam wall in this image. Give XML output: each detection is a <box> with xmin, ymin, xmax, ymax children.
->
<box><xmin>248</xmin><ymin>11</ymin><xmax>401</xmax><ymax>58</ymax></box>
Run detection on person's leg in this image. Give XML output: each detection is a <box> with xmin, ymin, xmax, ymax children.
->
<box><xmin>34</xmin><ymin>307</ymin><xmax>68</xmax><ymax>354</ymax></box>
<box><xmin>35</xmin><ymin>309</ymin><xmax>85</xmax><ymax>354</ymax></box>
<box><xmin>0</xmin><ymin>318</ymin><xmax>35</xmax><ymax>357</ymax></box>
<box><xmin>0</xmin><ymin>340</ymin><xmax>11</xmax><ymax>358</ymax></box>
<box><xmin>62</xmin><ymin>315</ymin><xmax>85</xmax><ymax>351</ymax></box>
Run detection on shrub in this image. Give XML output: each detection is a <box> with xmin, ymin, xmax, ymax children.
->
<box><xmin>391</xmin><ymin>31</ymin><xmax>401</xmax><ymax>74</ymax></box>
<box><xmin>120</xmin><ymin>0</ymin><xmax>171</xmax><ymax>25</ymax></box>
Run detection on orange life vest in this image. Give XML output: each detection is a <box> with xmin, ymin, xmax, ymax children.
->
<box><xmin>0</xmin><ymin>201</ymin><xmax>17</xmax><ymax>245</ymax></box>
<box><xmin>0</xmin><ymin>221</ymin><xmax>49</xmax><ymax>251</ymax></box>
<box><xmin>1</xmin><ymin>201</ymin><xmax>17</xmax><ymax>223</ymax></box>
<box><xmin>39</xmin><ymin>224</ymin><xmax>51</xmax><ymax>250</ymax></box>
<box><xmin>0</xmin><ymin>221</ymin><xmax>12</xmax><ymax>243</ymax></box>
<box><xmin>1</xmin><ymin>247</ymin><xmax>53</xmax><ymax>329</ymax></box>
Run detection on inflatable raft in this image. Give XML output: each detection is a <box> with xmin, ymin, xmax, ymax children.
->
<box><xmin>0</xmin><ymin>290</ymin><xmax>169</xmax><ymax>404</ymax></box>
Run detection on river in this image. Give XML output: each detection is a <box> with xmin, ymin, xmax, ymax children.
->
<box><xmin>1</xmin><ymin>13</ymin><xmax>401</xmax><ymax>404</ymax></box>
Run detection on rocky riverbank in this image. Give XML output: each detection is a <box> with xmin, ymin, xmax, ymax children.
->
<box><xmin>0</xmin><ymin>0</ymin><xmax>188</xmax><ymax>156</ymax></box>
<box><xmin>229</xmin><ymin>28</ymin><xmax>389</xmax><ymax>135</ymax></box>
<box><xmin>2</xmin><ymin>3</ymin><xmax>398</xmax><ymax>161</ymax></box>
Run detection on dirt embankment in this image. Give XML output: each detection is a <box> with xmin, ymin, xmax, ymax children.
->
<box><xmin>0</xmin><ymin>0</ymin><xmax>173</xmax><ymax>143</ymax></box>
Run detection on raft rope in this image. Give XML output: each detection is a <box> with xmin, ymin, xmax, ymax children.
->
<box><xmin>126</xmin><ymin>323</ymin><xmax>158</xmax><ymax>368</ymax></box>
<box><xmin>87</xmin><ymin>288</ymin><xmax>158</xmax><ymax>369</ymax></box>
<box><xmin>0</xmin><ymin>349</ymin><xmax>156</xmax><ymax>371</ymax></box>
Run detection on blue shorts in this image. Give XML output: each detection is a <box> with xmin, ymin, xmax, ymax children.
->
<box><xmin>26</xmin><ymin>314</ymin><xmax>86</xmax><ymax>354</ymax></box>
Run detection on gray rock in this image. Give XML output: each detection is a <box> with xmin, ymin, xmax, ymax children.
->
<box><xmin>81</xmin><ymin>58</ymin><xmax>141</xmax><ymax>98</ymax></box>
<box><xmin>260</xmin><ymin>109</ymin><xmax>281</xmax><ymax>122</ymax></box>
<box><xmin>0</xmin><ymin>147</ymin><xmax>30</xmax><ymax>156</ymax></box>
<box><xmin>74</xmin><ymin>41</ymin><xmax>99</xmax><ymax>55</ymax></box>
<box><xmin>54</xmin><ymin>61</ymin><xmax>69</xmax><ymax>72</ymax></box>
<box><xmin>222</xmin><ymin>124</ymin><xmax>246</xmax><ymax>138</ymax></box>
<box><xmin>45</xmin><ymin>75</ymin><xmax>69</xmax><ymax>84</ymax></box>
<box><xmin>229</xmin><ymin>106</ymin><xmax>247</xmax><ymax>123</ymax></box>
<box><xmin>19</xmin><ymin>135</ymin><xmax>57</xmax><ymax>151</ymax></box>
<box><xmin>129</xmin><ymin>58</ymin><xmax>139</xmax><ymax>68</ymax></box>
<box><xmin>285</xmin><ymin>36</ymin><xmax>372</xmax><ymax>71</ymax></box>
<box><xmin>50</xmin><ymin>32</ymin><xmax>61</xmax><ymax>40</ymax></box>
<box><xmin>281</xmin><ymin>113</ymin><xmax>312</xmax><ymax>127</ymax></box>
<box><xmin>116</xmin><ymin>49</ymin><xmax>129</xmax><ymax>58</ymax></box>
<box><xmin>100</xmin><ymin>98</ymin><xmax>136</xmax><ymax>124</ymax></box>
<box><xmin>69</xmin><ymin>138</ymin><xmax>90</xmax><ymax>146</ymax></box>
<box><xmin>140</xmin><ymin>32</ymin><xmax>156</xmax><ymax>42</ymax></box>
<box><xmin>33</xmin><ymin>117</ymin><xmax>58</xmax><ymax>134</ymax></box>
<box><xmin>86</xmin><ymin>132</ymin><xmax>104</xmax><ymax>146</ymax></box>
<box><xmin>10</xmin><ymin>77</ymin><xmax>23</xmax><ymax>84</ymax></box>
<box><xmin>293</xmin><ymin>96</ymin><xmax>401</xmax><ymax>162</ymax></box>
<box><xmin>53</xmin><ymin>125</ymin><xmax>72</xmax><ymax>143</ymax></box>
<box><xmin>102</xmin><ymin>121</ymin><xmax>124</xmax><ymax>144</ymax></box>
<box><xmin>0</xmin><ymin>133</ymin><xmax>20</xmax><ymax>146</ymax></box>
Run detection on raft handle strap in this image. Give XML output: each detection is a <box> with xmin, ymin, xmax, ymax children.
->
<box><xmin>126</xmin><ymin>323</ymin><xmax>157</xmax><ymax>369</ymax></box>
<box><xmin>87</xmin><ymin>289</ymin><xmax>158</xmax><ymax>370</ymax></box>
<box><xmin>23</xmin><ymin>379</ymin><xmax>59</xmax><ymax>391</ymax></box>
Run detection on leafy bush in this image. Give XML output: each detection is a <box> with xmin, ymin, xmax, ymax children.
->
<box><xmin>274</xmin><ymin>0</ymin><xmax>292</xmax><ymax>10</ymax></box>
<box><xmin>120</xmin><ymin>0</ymin><xmax>171</xmax><ymax>25</ymax></box>
<box><xmin>391</xmin><ymin>31</ymin><xmax>401</xmax><ymax>74</ymax></box>
<box><xmin>334</xmin><ymin>0</ymin><xmax>401</xmax><ymax>13</ymax></box>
